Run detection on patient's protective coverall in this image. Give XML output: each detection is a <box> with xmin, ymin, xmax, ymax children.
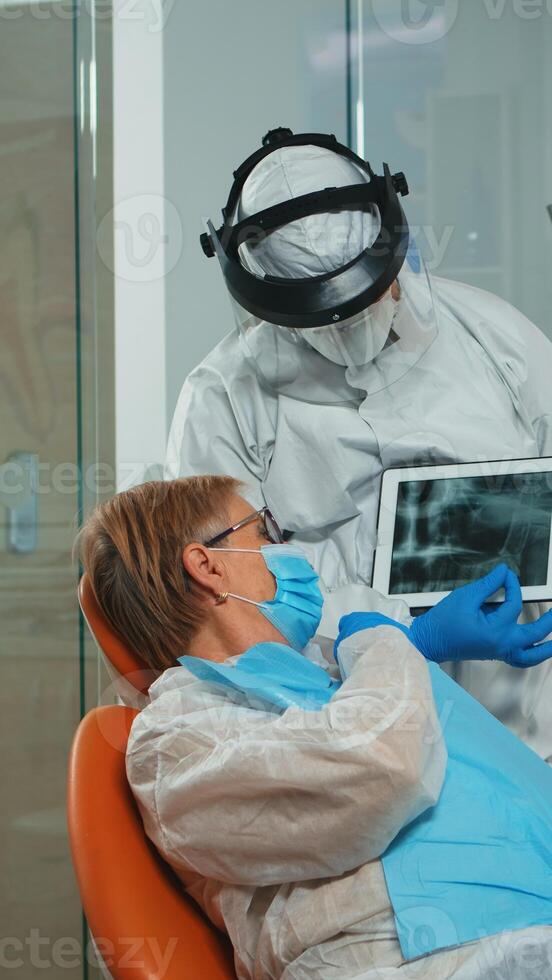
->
<box><xmin>126</xmin><ymin>625</ymin><xmax>552</xmax><ymax>979</ymax></box>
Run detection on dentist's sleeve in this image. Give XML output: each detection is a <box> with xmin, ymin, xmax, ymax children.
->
<box><xmin>126</xmin><ymin>627</ymin><xmax>447</xmax><ymax>887</ymax></box>
<box><xmin>517</xmin><ymin>312</ymin><xmax>552</xmax><ymax>454</ymax></box>
<box><xmin>165</xmin><ymin>354</ymin><xmax>275</xmax><ymax>514</ymax></box>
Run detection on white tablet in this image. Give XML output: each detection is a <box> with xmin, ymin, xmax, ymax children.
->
<box><xmin>372</xmin><ymin>458</ymin><xmax>552</xmax><ymax>608</ymax></box>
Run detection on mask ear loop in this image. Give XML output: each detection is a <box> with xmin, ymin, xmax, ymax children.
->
<box><xmin>215</xmin><ymin>589</ymin><xmax>262</xmax><ymax>608</ymax></box>
<box><xmin>208</xmin><ymin>552</ymin><xmax>267</xmax><ymax>608</ymax></box>
<box><xmin>209</xmin><ymin>548</ymin><xmax>264</xmax><ymax>605</ymax></box>
<box><xmin>208</xmin><ymin>547</ymin><xmax>285</xmax><ymax>609</ymax></box>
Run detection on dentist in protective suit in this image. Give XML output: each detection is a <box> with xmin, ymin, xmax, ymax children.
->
<box><xmin>166</xmin><ymin>127</ymin><xmax>552</xmax><ymax>758</ymax></box>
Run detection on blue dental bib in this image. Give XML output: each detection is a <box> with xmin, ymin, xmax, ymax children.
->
<box><xmin>179</xmin><ymin>643</ymin><xmax>552</xmax><ymax>960</ymax></box>
<box><xmin>179</xmin><ymin>642</ymin><xmax>340</xmax><ymax>711</ymax></box>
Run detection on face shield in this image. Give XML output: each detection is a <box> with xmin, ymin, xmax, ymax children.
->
<box><xmin>201</xmin><ymin>129</ymin><xmax>438</xmax><ymax>403</ymax></box>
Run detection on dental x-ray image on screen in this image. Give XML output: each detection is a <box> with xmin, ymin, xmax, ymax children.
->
<box><xmin>389</xmin><ymin>472</ymin><xmax>552</xmax><ymax>594</ymax></box>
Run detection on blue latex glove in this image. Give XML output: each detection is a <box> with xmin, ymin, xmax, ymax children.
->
<box><xmin>410</xmin><ymin>563</ymin><xmax>552</xmax><ymax>668</ymax></box>
<box><xmin>334</xmin><ymin>612</ymin><xmax>409</xmax><ymax>661</ymax></box>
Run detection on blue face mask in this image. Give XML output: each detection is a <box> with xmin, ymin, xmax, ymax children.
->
<box><xmin>209</xmin><ymin>543</ymin><xmax>324</xmax><ymax>651</ymax></box>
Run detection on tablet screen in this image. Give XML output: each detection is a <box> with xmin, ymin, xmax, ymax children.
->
<box><xmin>389</xmin><ymin>472</ymin><xmax>552</xmax><ymax>595</ymax></box>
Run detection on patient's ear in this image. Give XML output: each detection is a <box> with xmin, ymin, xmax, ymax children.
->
<box><xmin>182</xmin><ymin>543</ymin><xmax>226</xmax><ymax>600</ymax></box>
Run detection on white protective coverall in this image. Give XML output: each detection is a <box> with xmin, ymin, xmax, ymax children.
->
<box><xmin>166</xmin><ymin>145</ymin><xmax>552</xmax><ymax>758</ymax></box>
<box><xmin>126</xmin><ymin>623</ymin><xmax>552</xmax><ymax>979</ymax></box>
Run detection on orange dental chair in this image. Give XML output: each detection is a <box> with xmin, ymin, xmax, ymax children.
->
<box><xmin>67</xmin><ymin>576</ymin><xmax>237</xmax><ymax>979</ymax></box>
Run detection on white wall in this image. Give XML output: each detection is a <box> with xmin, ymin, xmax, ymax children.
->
<box><xmin>162</xmin><ymin>0</ymin><xmax>348</xmax><ymax>429</ymax></box>
<box><xmin>112</xmin><ymin>3</ymin><xmax>167</xmax><ymax>488</ymax></box>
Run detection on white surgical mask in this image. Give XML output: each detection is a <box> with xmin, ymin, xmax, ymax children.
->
<box><xmin>303</xmin><ymin>292</ymin><xmax>399</xmax><ymax>367</ymax></box>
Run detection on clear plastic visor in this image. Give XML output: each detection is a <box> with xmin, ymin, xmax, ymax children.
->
<box><xmin>230</xmin><ymin>241</ymin><xmax>438</xmax><ymax>403</ymax></box>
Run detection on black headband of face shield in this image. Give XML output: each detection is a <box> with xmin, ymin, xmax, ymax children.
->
<box><xmin>200</xmin><ymin>128</ymin><xmax>411</xmax><ymax>330</ymax></box>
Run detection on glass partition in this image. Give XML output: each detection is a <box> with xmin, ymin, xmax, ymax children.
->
<box><xmin>349</xmin><ymin>0</ymin><xmax>552</xmax><ymax>336</ymax></box>
<box><xmin>0</xmin><ymin>3</ymin><xmax>113</xmax><ymax>977</ymax></box>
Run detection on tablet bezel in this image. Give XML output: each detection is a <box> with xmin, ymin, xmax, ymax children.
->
<box><xmin>372</xmin><ymin>457</ymin><xmax>552</xmax><ymax>608</ymax></box>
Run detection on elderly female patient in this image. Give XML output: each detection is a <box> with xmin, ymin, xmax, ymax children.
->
<box><xmin>77</xmin><ymin>476</ymin><xmax>552</xmax><ymax>980</ymax></box>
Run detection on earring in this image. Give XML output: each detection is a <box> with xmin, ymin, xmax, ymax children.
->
<box><xmin>215</xmin><ymin>591</ymin><xmax>229</xmax><ymax>604</ymax></box>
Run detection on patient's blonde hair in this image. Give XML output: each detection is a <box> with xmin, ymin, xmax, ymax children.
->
<box><xmin>76</xmin><ymin>476</ymin><xmax>240</xmax><ymax>671</ymax></box>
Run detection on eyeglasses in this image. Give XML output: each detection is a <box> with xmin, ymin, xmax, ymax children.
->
<box><xmin>205</xmin><ymin>506</ymin><xmax>284</xmax><ymax>547</ymax></box>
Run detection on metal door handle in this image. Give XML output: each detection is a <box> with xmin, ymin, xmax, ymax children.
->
<box><xmin>1</xmin><ymin>452</ymin><xmax>38</xmax><ymax>554</ymax></box>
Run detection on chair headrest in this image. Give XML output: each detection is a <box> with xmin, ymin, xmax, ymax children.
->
<box><xmin>78</xmin><ymin>574</ymin><xmax>160</xmax><ymax>694</ymax></box>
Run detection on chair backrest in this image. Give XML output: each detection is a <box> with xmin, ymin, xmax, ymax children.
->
<box><xmin>78</xmin><ymin>573</ymin><xmax>158</xmax><ymax>694</ymax></box>
<box><xmin>67</xmin><ymin>705</ymin><xmax>236</xmax><ymax>980</ymax></box>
